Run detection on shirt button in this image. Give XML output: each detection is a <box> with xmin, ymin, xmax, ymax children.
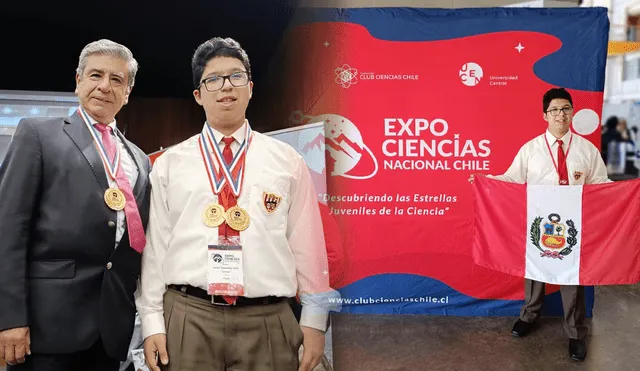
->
<box><xmin>106</xmin><ymin>262</ymin><xmax>113</xmax><ymax>270</ymax></box>
<box><xmin>108</xmin><ymin>221</ymin><xmax>116</xmax><ymax>228</ymax></box>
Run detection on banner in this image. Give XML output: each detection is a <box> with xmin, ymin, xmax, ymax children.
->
<box><xmin>472</xmin><ymin>176</ymin><xmax>640</xmax><ymax>285</ymax></box>
<box><xmin>257</xmin><ymin>7</ymin><xmax>610</xmax><ymax>315</ymax></box>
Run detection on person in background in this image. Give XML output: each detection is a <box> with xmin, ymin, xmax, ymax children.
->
<box><xmin>602</xmin><ymin>116</ymin><xmax>638</xmax><ymax>177</ymax></box>
<box><xmin>616</xmin><ymin>118</ymin><xmax>638</xmax><ymax>176</ymax></box>
<box><xmin>601</xmin><ymin>116</ymin><xmax>619</xmax><ymax>164</ymax></box>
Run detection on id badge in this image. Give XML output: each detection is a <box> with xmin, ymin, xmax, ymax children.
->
<box><xmin>207</xmin><ymin>236</ymin><xmax>244</xmax><ymax>296</ymax></box>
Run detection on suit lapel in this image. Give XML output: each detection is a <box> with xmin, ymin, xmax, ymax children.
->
<box><xmin>63</xmin><ymin>111</ymin><xmax>109</xmax><ymax>191</ymax></box>
<box><xmin>115</xmin><ymin>130</ymin><xmax>147</xmax><ymax>204</ymax></box>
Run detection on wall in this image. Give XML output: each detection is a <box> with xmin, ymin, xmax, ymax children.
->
<box><xmin>115</xmin><ymin>97</ymin><xmax>205</xmax><ymax>154</ymax></box>
<box><xmin>116</xmin><ymin>94</ymin><xmax>292</xmax><ymax>154</ymax></box>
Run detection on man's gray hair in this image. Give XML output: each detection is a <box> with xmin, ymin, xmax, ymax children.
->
<box><xmin>76</xmin><ymin>39</ymin><xmax>139</xmax><ymax>89</ymax></box>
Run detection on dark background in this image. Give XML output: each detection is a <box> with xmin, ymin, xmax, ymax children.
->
<box><xmin>0</xmin><ymin>0</ymin><xmax>302</xmax><ymax>153</ymax></box>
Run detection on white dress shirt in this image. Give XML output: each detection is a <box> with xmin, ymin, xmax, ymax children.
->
<box><xmin>84</xmin><ymin>113</ymin><xmax>138</xmax><ymax>248</ymax></box>
<box><xmin>489</xmin><ymin>130</ymin><xmax>610</xmax><ymax>185</ymax></box>
<box><xmin>136</xmin><ymin>122</ymin><xmax>337</xmax><ymax>339</ymax></box>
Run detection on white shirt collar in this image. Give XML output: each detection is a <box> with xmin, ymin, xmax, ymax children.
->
<box><xmin>208</xmin><ymin>120</ymin><xmax>247</xmax><ymax>146</ymax></box>
<box><xmin>545</xmin><ymin>129</ymin><xmax>572</xmax><ymax>147</ymax></box>
<box><xmin>82</xmin><ymin>107</ymin><xmax>117</xmax><ymax>132</ymax></box>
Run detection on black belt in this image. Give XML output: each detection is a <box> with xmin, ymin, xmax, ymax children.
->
<box><xmin>169</xmin><ymin>285</ymin><xmax>290</xmax><ymax>306</ymax></box>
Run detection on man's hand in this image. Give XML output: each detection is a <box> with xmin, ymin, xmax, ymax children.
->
<box><xmin>468</xmin><ymin>173</ymin><xmax>484</xmax><ymax>184</ymax></box>
<box><xmin>0</xmin><ymin>327</ymin><xmax>30</xmax><ymax>365</ymax></box>
<box><xmin>144</xmin><ymin>334</ymin><xmax>169</xmax><ymax>371</ymax></box>
<box><xmin>298</xmin><ymin>326</ymin><xmax>325</xmax><ymax>371</ymax></box>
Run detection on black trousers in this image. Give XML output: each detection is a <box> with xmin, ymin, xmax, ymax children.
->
<box><xmin>7</xmin><ymin>338</ymin><xmax>120</xmax><ymax>371</ymax></box>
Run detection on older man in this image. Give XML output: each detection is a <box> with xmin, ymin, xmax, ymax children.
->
<box><xmin>0</xmin><ymin>39</ymin><xmax>151</xmax><ymax>371</ymax></box>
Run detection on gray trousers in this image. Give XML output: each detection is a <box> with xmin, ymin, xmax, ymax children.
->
<box><xmin>519</xmin><ymin>279</ymin><xmax>587</xmax><ymax>340</ymax></box>
<box><xmin>162</xmin><ymin>288</ymin><xmax>303</xmax><ymax>371</ymax></box>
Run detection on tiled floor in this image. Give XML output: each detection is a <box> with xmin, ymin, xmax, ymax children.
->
<box><xmin>329</xmin><ymin>283</ymin><xmax>640</xmax><ymax>371</ymax></box>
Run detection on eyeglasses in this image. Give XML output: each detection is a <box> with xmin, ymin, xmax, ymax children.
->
<box><xmin>199</xmin><ymin>71</ymin><xmax>250</xmax><ymax>92</ymax></box>
<box><xmin>546</xmin><ymin>107</ymin><xmax>574</xmax><ymax>116</ymax></box>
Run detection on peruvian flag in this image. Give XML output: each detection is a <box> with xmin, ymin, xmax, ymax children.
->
<box><xmin>471</xmin><ymin>176</ymin><xmax>640</xmax><ymax>285</ymax></box>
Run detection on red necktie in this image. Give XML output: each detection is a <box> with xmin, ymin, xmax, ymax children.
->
<box><xmin>219</xmin><ymin>137</ymin><xmax>239</xmax><ymax>303</ymax></box>
<box><xmin>94</xmin><ymin>124</ymin><xmax>146</xmax><ymax>252</ymax></box>
<box><xmin>219</xmin><ymin>137</ymin><xmax>239</xmax><ymax>238</ymax></box>
<box><xmin>557</xmin><ymin>139</ymin><xmax>569</xmax><ymax>186</ymax></box>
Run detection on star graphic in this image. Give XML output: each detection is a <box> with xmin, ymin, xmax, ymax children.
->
<box><xmin>454</xmin><ymin>133</ymin><xmax>460</xmax><ymax>139</ymax></box>
<box><xmin>515</xmin><ymin>43</ymin><xmax>525</xmax><ymax>53</ymax></box>
<box><xmin>324</xmin><ymin>41</ymin><xmax>329</xmax><ymax>47</ymax></box>
<box><xmin>323</xmin><ymin>270</ymin><xmax>329</xmax><ymax>275</ymax></box>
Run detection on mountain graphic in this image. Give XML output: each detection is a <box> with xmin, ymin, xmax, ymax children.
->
<box><xmin>325</xmin><ymin>138</ymin><xmax>353</xmax><ymax>159</ymax></box>
<box><xmin>328</xmin><ymin>133</ymin><xmax>364</xmax><ymax>160</ymax></box>
<box><xmin>301</xmin><ymin>131</ymin><xmax>369</xmax><ymax>177</ymax></box>
<box><xmin>302</xmin><ymin>133</ymin><xmax>325</xmax><ymax>153</ymax></box>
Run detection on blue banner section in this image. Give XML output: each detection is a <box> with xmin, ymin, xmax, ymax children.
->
<box><xmin>291</xmin><ymin>7</ymin><xmax>609</xmax><ymax>91</ymax></box>
<box><xmin>337</xmin><ymin>274</ymin><xmax>594</xmax><ymax>317</ymax></box>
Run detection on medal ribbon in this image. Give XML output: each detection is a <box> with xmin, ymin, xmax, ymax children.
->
<box><xmin>205</xmin><ymin>122</ymin><xmax>252</xmax><ymax>197</ymax></box>
<box><xmin>199</xmin><ymin>122</ymin><xmax>252</xmax><ymax>198</ymax></box>
<box><xmin>198</xmin><ymin>133</ymin><xmax>226</xmax><ymax>194</ymax></box>
<box><xmin>78</xmin><ymin>107</ymin><xmax>121</xmax><ymax>182</ymax></box>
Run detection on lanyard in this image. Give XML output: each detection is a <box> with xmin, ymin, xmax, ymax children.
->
<box><xmin>544</xmin><ymin>133</ymin><xmax>573</xmax><ymax>182</ymax></box>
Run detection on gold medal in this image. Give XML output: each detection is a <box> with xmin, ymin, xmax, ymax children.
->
<box><xmin>202</xmin><ymin>203</ymin><xmax>225</xmax><ymax>228</ymax></box>
<box><xmin>104</xmin><ymin>188</ymin><xmax>126</xmax><ymax>211</ymax></box>
<box><xmin>225</xmin><ymin>206</ymin><xmax>250</xmax><ymax>231</ymax></box>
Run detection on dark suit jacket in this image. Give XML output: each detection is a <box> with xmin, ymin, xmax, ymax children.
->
<box><xmin>0</xmin><ymin>111</ymin><xmax>151</xmax><ymax>360</ymax></box>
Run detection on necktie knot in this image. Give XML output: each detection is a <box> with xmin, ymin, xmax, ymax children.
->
<box><xmin>222</xmin><ymin>137</ymin><xmax>235</xmax><ymax>146</ymax></box>
<box><xmin>556</xmin><ymin>139</ymin><xmax>564</xmax><ymax>146</ymax></box>
<box><xmin>94</xmin><ymin>123</ymin><xmax>112</xmax><ymax>134</ymax></box>
<box><xmin>221</xmin><ymin>137</ymin><xmax>234</xmax><ymax>166</ymax></box>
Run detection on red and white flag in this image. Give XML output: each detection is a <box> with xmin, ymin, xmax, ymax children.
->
<box><xmin>472</xmin><ymin>176</ymin><xmax>640</xmax><ymax>285</ymax></box>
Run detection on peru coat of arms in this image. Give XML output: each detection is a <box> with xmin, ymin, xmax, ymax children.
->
<box><xmin>529</xmin><ymin>213</ymin><xmax>578</xmax><ymax>259</ymax></box>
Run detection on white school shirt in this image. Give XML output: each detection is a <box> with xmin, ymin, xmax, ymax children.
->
<box><xmin>488</xmin><ymin>130</ymin><xmax>610</xmax><ymax>185</ymax></box>
<box><xmin>136</xmin><ymin>122</ymin><xmax>339</xmax><ymax>339</ymax></box>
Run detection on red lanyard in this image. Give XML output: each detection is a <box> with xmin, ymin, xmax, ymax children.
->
<box><xmin>544</xmin><ymin>133</ymin><xmax>572</xmax><ymax>181</ymax></box>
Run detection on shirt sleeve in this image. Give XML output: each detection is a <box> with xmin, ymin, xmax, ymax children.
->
<box><xmin>586</xmin><ymin>145</ymin><xmax>612</xmax><ymax>184</ymax></box>
<box><xmin>487</xmin><ymin>146</ymin><xmax>528</xmax><ymax>184</ymax></box>
<box><xmin>286</xmin><ymin>153</ymin><xmax>341</xmax><ymax>332</ymax></box>
<box><xmin>135</xmin><ymin>156</ymin><xmax>172</xmax><ymax>339</ymax></box>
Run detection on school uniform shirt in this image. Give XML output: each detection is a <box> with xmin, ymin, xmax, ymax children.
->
<box><xmin>136</xmin><ymin>122</ymin><xmax>339</xmax><ymax>339</ymax></box>
<box><xmin>488</xmin><ymin>130</ymin><xmax>610</xmax><ymax>185</ymax></box>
